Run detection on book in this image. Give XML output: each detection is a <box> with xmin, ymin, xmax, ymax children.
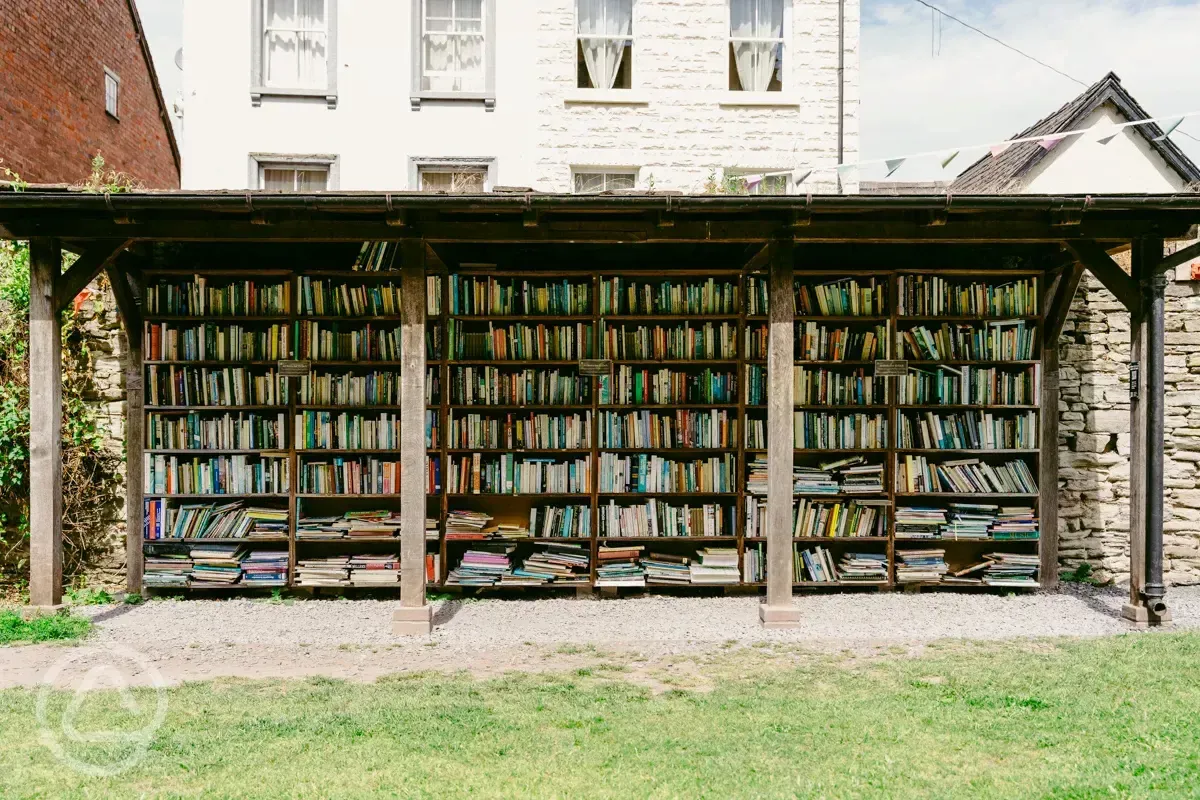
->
<box><xmin>603</xmin><ymin>322</ymin><xmax>737</xmax><ymax>361</ymax></box>
<box><xmin>601</xmin><ymin>499</ymin><xmax>733</xmax><ymax>538</ymax></box>
<box><xmin>146</xmin><ymin>276</ymin><xmax>290</xmax><ymax>317</ymax></box>
<box><xmin>600</xmin><ymin>278</ymin><xmax>738</xmax><ymax>315</ymax></box>
<box><xmin>895</xmin><ymin>549</ymin><xmax>948</xmax><ymax>583</ymax></box>
<box><xmin>451</xmin><ymin>276</ymin><xmax>592</xmax><ymax>315</ymax></box>
<box><xmin>898</xmin><ymin>276</ymin><xmax>1039</xmax><ymax>317</ymax></box>
<box><xmin>598</xmin><ymin>409</ymin><xmax>735</xmax><ymax>449</ymax></box>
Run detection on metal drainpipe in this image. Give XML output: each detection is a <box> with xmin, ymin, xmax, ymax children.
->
<box><xmin>1143</xmin><ymin>269</ymin><xmax>1168</xmax><ymax>615</ymax></box>
<box><xmin>837</xmin><ymin>0</ymin><xmax>845</xmax><ymax>194</ymax></box>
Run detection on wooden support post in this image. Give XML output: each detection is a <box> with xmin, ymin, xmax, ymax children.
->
<box><xmin>28</xmin><ymin>238</ymin><xmax>63</xmax><ymax>608</ymax></box>
<box><xmin>760</xmin><ymin>240</ymin><xmax>799</xmax><ymax>629</ymax></box>
<box><xmin>107</xmin><ymin>264</ymin><xmax>144</xmax><ymax>595</ymax></box>
<box><xmin>1127</xmin><ymin>263</ymin><xmax>1147</xmax><ymax>613</ymax></box>
<box><xmin>394</xmin><ymin>239</ymin><xmax>432</xmax><ymax>635</ymax></box>
<box><xmin>1039</xmin><ymin>339</ymin><xmax>1060</xmax><ymax>589</ymax></box>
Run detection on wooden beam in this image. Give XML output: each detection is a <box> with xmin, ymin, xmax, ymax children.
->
<box><xmin>742</xmin><ymin>243</ymin><xmax>769</xmax><ymax>273</ymax></box>
<box><xmin>394</xmin><ymin>238</ymin><xmax>432</xmax><ymax>635</ymax></box>
<box><xmin>54</xmin><ymin>239</ymin><xmax>131</xmax><ymax>311</ymax></box>
<box><xmin>1156</xmin><ymin>239</ymin><xmax>1200</xmax><ymax>275</ymax></box>
<box><xmin>106</xmin><ymin>262</ymin><xmax>144</xmax><ymax>594</ymax></box>
<box><xmin>1125</xmin><ymin>242</ymin><xmax>1153</xmax><ymax>616</ymax></box>
<box><xmin>1044</xmin><ymin>262</ymin><xmax>1085</xmax><ymax>342</ymax></box>
<box><xmin>105</xmin><ymin>260</ymin><xmax>143</xmax><ymax>338</ymax></box>
<box><xmin>1040</xmin><ymin>272</ymin><xmax>1062</xmax><ymax>589</ymax></box>
<box><xmin>760</xmin><ymin>239</ymin><xmax>799</xmax><ymax>629</ymax></box>
<box><xmin>28</xmin><ymin>238</ymin><xmax>63</xmax><ymax>607</ymax></box>
<box><xmin>1064</xmin><ymin>240</ymin><xmax>1141</xmax><ymax>315</ymax></box>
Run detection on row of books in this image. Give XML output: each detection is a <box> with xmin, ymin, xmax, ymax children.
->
<box><xmin>793</xmin><ymin>323</ymin><xmax>889</xmax><ymax>362</ymax></box>
<box><xmin>146</xmin><ymin>278</ymin><xmax>290</xmax><ymax>317</ymax></box>
<box><xmin>450</xmin><ymin>276</ymin><xmax>592</xmax><ymax>316</ymax></box>
<box><xmin>746</xmin><ymin>277</ymin><xmax>888</xmax><ymax>317</ymax></box>
<box><xmin>144</xmin><ymin>454</ymin><xmax>289</xmax><ymax>496</ymax></box>
<box><xmin>898</xmin><ymin>411</ymin><xmax>1038</xmax><ymax>450</ymax></box>
<box><xmin>146</xmin><ymin>366</ymin><xmax>288</xmax><ymax>407</ymax></box>
<box><xmin>743</xmin><ymin>497</ymin><xmax>888</xmax><ymax>539</ymax></box>
<box><xmin>298</xmin><ymin>369</ymin><xmax>434</xmax><ymax>406</ymax></box>
<box><xmin>296</xmin><ymin>277</ymin><xmax>402</xmax><ymax>317</ymax></box>
<box><xmin>895</xmin><ymin>505</ymin><xmax>1039</xmax><ymax>540</ymax></box>
<box><xmin>353</xmin><ymin>241</ymin><xmax>396</xmax><ymax>272</ymax></box>
<box><xmin>144</xmin><ymin>545</ymin><xmax>288</xmax><ymax>587</ymax></box>
<box><xmin>146</xmin><ymin>412</ymin><xmax>286</xmax><ymax>451</ymax></box>
<box><xmin>900</xmin><ymin>321</ymin><xmax>1038</xmax><ymax>362</ymax></box>
<box><xmin>297</xmin><ymin>457</ymin><xmax>408</xmax><ymax>495</ymax></box>
<box><xmin>294</xmin><ymin>411</ymin><xmax>403</xmax><ymax>451</ymax></box>
<box><xmin>143</xmin><ymin>500</ymin><xmax>288</xmax><ymax>540</ymax></box>
<box><xmin>746</xmin><ymin>544</ymin><xmax>888</xmax><ymax>584</ymax></box>
<box><xmin>599</xmin><ymin>367</ymin><xmax>737</xmax><ymax>405</ymax></box>
<box><xmin>451</xmin><ymin>367</ymin><xmax>590</xmax><ymax>406</ymax></box>
<box><xmin>294</xmin><ymin>322</ymin><xmax>435</xmax><ymax>361</ymax></box>
<box><xmin>795</xmin><ymin>412</ymin><xmax>887</xmax><ymax>450</ymax></box>
<box><xmin>296</xmin><ymin>554</ymin><xmax>400</xmax><ymax>587</ymax></box>
<box><xmin>794</xmin><ymin>367</ymin><xmax>886</xmax><ymax>406</ymax></box>
<box><xmin>297</xmin><ymin>510</ymin><xmax>402</xmax><ymax>539</ymax></box>
<box><xmin>598</xmin><ymin>453</ymin><xmax>735</xmax><ymax>494</ymax></box>
<box><xmin>598</xmin><ymin>409</ymin><xmax>735</xmax><ymax>450</ymax></box>
<box><xmin>599</xmin><ymin>499</ymin><xmax>734</xmax><ymax>538</ymax></box>
<box><xmin>146</xmin><ymin>323</ymin><xmax>290</xmax><ymax>362</ymax></box>
<box><xmin>896</xmin><ymin>549</ymin><xmax>1038</xmax><ymax>586</ymax></box>
<box><xmin>896</xmin><ymin>456</ymin><xmax>1038</xmax><ymax>495</ymax></box>
<box><xmin>898</xmin><ymin>366</ymin><xmax>1040</xmax><ymax>406</ymax></box>
<box><xmin>448</xmin><ymin>411</ymin><xmax>591</xmax><ymax>450</ymax></box>
<box><xmin>448</xmin><ymin>454</ymin><xmax>590</xmax><ymax>495</ymax></box>
<box><xmin>745</xmin><ymin>456</ymin><xmax>884</xmax><ymax>496</ymax></box>
<box><xmin>530</xmin><ymin>505</ymin><xmax>591</xmax><ymax>538</ymax></box>
<box><xmin>897</xmin><ymin>276</ymin><xmax>1039</xmax><ymax>317</ymax></box>
<box><xmin>599</xmin><ymin>278</ymin><xmax>739</xmax><ymax>316</ymax></box>
<box><xmin>602</xmin><ymin>323</ymin><xmax>737</xmax><ymax>361</ymax></box>
<box><xmin>450</xmin><ymin>321</ymin><xmax>594</xmax><ymax>361</ymax></box>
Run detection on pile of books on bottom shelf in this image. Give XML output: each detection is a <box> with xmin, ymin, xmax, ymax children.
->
<box><xmin>240</xmin><ymin>550</ymin><xmax>288</xmax><ymax>586</ymax></box>
<box><xmin>596</xmin><ymin>545</ymin><xmax>646</xmax><ymax>587</ymax></box>
<box><xmin>895</xmin><ymin>549</ymin><xmax>948</xmax><ymax>583</ymax></box>
<box><xmin>689</xmin><ymin>548</ymin><xmax>740</xmax><ymax>584</ymax></box>
<box><xmin>295</xmin><ymin>557</ymin><xmax>351</xmax><ymax>587</ymax></box>
<box><xmin>982</xmin><ymin>553</ymin><xmax>1039</xmax><ymax>587</ymax></box>
<box><xmin>446</xmin><ymin>546</ymin><xmax>515</xmax><ymax>586</ymax></box>
<box><xmin>144</xmin><ymin>548</ymin><xmax>192</xmax><ymax>588</ymax></box>
<box><xmin>643</xmin><ymin>552</ymin><xmax>692</xmax><ymax>584</ymax></box>
<box><xmin>189</xmin><ymin>544</ymin><xmax>246</xmax><ymax>586</ymax></box>
<box><xmin>794</xmin><ymin>546</ymin><xmax>838</xmax><ymax>583</ymax></box>
<box><xmin>837</xmin><ymin>552</ymin><xmax>889</xmax><ymax>583</ymax></box>
<box><xmin>502</xmin><ymin>544</ymin><xmax>590</xmax><ymax>586</ymax></box>
<box><xmin>349</xmin><ymin>554</ymin><xmax>400</xmax><ymax>586</ymax></box>
<box><xmin>744</xmin><ymin>544</ymin><xmax>764</xmax><ymax>582</ymax></box>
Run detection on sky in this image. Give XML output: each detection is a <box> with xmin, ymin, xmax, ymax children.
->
<box><xmin>135</xmin><ymin>0</ymin><xmax>1200</xmax><ymax>182</ymax></box>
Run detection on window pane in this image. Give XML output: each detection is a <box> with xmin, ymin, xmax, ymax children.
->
<box><xmin>266</xmin><ymin>0</ymin><xmax>295</xmax><ymax>28</ymax></box>
<box><xmin>605</xmin><ymin>173</ymin><xmax>636</xmax><ymax>190</ymax></box>
<box><xmin>421</xmin><ymin>169</ymin><xmax>486</xmax><ymax>193</ymax></box>
<box><xmin>298</xmin><ymin>32</ymin><xmax>327</xmax><ymax>87</ymax></box>
<box><xmin>296</xmin><ymin>0</ymin><xmax>324</xmax><ymax>28</ymax></box>
<box><xmin>731</xmin><ymin>0</ymin><xmax>784</xmax><ymax>38</ymax></box>
<box><xmin>425</xmin><ymin>0</ymin><xmax>453</xmax><ymax>21</ymax></box>
<box><xmin>262</xmin><ymin>168</ymin><xmax>296</xmax><ymax>191</ymax></box>
<box><xmin>265</xmin><ymin>30</ymin><xmax>298</xmax><ymax>87</ymax></box>
<box><xmin>455</xmin><ymin>0</ymin><xmax>483</xmax><ymax>22</ymax></box>
<box><xmin>296</xmin><ymin>168</ymin><xmax>329</xmax><ymax>191</ymax></box>
<box><xmin>574</xmin><ymin>173</ymin><xmax>605</xmax><ymax>193</ymax></box>
<box><xmin>104</xmin><ymin>73</ymin><xmax>119</xmax><ymax>116</ymax></box>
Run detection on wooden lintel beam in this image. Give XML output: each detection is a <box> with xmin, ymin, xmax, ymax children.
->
<box><xmin>54</xmin><ymin>239</ymin><xmax>131</xmax><ymax>311</ymax></box>
<box><xmin>1064</xmin><ymin>240</ymin><xmax>1141</xmax><ymax>315</ymax></box>
<box><xmin>105</xmin><ymin>259</ymin><xmax>143</xmax><ymax>338</ymax></box>
<box><xmin>742</xmin><ymin>243</ymin><xmax>769</xmax><ymax>273</ymax></box>
<box><xmin>1044</xmin><ymin>262</ymin><xmax>1085</xmax><ymax>342</ymax></box>
<box><xmin>1157</xmin><ymin>239</ymin><xmax>1200</xmax><ymax>275</ymax></box>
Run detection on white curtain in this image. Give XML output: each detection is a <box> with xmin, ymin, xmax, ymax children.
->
<box><xmin>578</xmin><ymin>0</ymin><xmax>632</xmax><ymax>90</ymax></box>
<box><xmin>297</xmin><ymin>0</ymin><xmax>327</xmax><ymax>88</ymax></box>
<box><xmin>424</xmin><ymin>0</ymin><xmax>484</xmax><ymax>92</ymax></box>
<box><xmin>265</xmin><ymin>0</ymin><xmax>326</xmax><ymax>88</ymax></box>
<box><xmin>731</xmin><ymin>0</ymin><xmax>783</xmax><ymax>92</ymax></box>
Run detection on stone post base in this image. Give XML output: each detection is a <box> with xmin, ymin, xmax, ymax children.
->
<box><xmin>759</xmin><ymin>604</ymin><xmax>801</xmax><ymax>629</ymax></box>
<box><xmin>21</xmin><ymin>604</ymin><xmax>65</xmax><ymax>618</ymax></box>
<box><xmin>393</xmin><ymin>605</ymin><xmax>434</xmax><ymax>636</ymax></box>
<box><xmin>1122</xmin><ymin>603</ymin><xmax>1173</xmax><ymax>628</ymax></box>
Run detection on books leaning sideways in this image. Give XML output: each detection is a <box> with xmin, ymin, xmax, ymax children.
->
<box><xmin>240</xmin><ymin>550</ymin><xmax>288</xmax><ymax>586</ymax></box>
<box><xmin>982</xmin><ymin>553</ymin><xmax>1039</xmax><ymax>587</ymax></box>
<box><xmin>795</xmin><ymin>546</ymin><xmax>838</xmax><ymax>583</ymax></box>
<box><xmin>145</xmin><ymin>500</ymin><xmax>288</xmax><ymax>540</ymax></box>
<box><xmin>446</xmin><ymin>546</ymin><xmax>515</xmax><ymax>586</ymax></box>
<box><xmin>689</xmin><ymin>548</ymin><xmax>740</xmax><ymax>584</ymax></box>
<box><xmin>895</xmin><ymin>549</ymin><xmax>947</xmax><ymax>583</ymax></box>
<box><xmin>837</xmin><ymin>552</ymin><xmax>889</xmax><ymax>583</ymax></box>
<box><xmin>503</xmin><ymin>543</ymin><xmax>590</xmax><ymax>586</ymax></box>
<box><xmin>445</xmin><ymin>510</ymin><xmax>496</xmax><ymax>540</ymax></box>
<box><xmin>349</xmin><ymin>554</ymin><xmax>400</xmax><ymax>586</ymax></box>
<box><xmin>644</xmin><ymin>552</ymin><xmax>692</xmax><ymax>584</ymax></box>
<box><xmin>596</xmin><ymin>545</ymin><xmax>646</xmax><ymax>587</ymax></box>
<box><xmin>189</xmin><ymin>544</ymin><xmax>246</xmax><ymax>585</ymax></box>
<box><xmin>295</xmin><ymin>556</ymin><xmax>350</xmax><ymax>586</ymax></box>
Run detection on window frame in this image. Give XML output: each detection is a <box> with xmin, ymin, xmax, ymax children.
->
<box><xmin>251</xmin><ymin>0</ymin><xmax>339</xmax><ymax>109</ymax></box>
<box><xmin>727</xmin><ymin>0</ymin><xmax>789</xmax><ymax>93</ymax></box>
<box><xmin>572</xmin><ymin>168</ymin><xmax>640</xmax><ymax>194</ymax></box>
<box><xmin>724</xmin><ymin>168</ymin><xmax>791</xmax><ymax>195</ymax></box>
<box><xmin>250</xmin><ymin>153</ymin><xmax>340</xmax><ymax>191</ymax></box>
<box><xmin>410</xmin><ymin>156</ymin><xmax>497</xmax><ymax>192</ymax></box>
<box><xmin>103</xmin><ymin>67</ymin><xmax>120</xmax><ymax>119</ymax></box>
<box><xmin>574</xmin><ymin>0</ymin><xmax>636</xmax><ymax>91</ymax></box>
<box><xmin>411</xmin><ymin>0</ymin><xmax>497</xmax><ymax>111</ymax></box>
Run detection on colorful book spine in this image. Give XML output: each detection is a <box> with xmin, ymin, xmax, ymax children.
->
<box><xmin>145</xmin><ymin>323</ymin><xmax>291</xmax><ymax>361</ymax></box>
<box><xmin>599</xmin><ymin>278</ymin><xmax>738</xmax><ymax>315</ymax></box>
<box><xmin>603</xmin><ymin>322</ymin><xmax>736</xmax><ymax>361</ymax></box>
<box><xmin>898</xmin><ymin>276</ymin><xmax>1039</xmax><ymax>317</ymax></box>
<box><xmin>598</xmin><ymin>410</ymin><xmax>735</xmax><ymax>449</ymax></box>
<box><xmin>146</xmin><ymin>412</ymin><xmax>286</xmax><ymax>450</ymax></box>
<box><xmin>144</xmin><ymin>454</ymin><xmax>290</xmax><ymax>495</ymax></box>
<box><xmin>448</xmin><ymin>411</ymin><xmax>591</xmax><ymax>450</ymax></box>
<box><xmin>450</xmin><ymin>276</ymin><xmax>592</xmax><ymax>315</ymax></box>
<box><xmin>145</xmin><ymin>366</ymin><xmax>287</xmax><ymax>407</ymax></box>
<box><xmin>450</xmin><ymin>367</ymin><xmax>590</xmax><ymax>405</ymax></box>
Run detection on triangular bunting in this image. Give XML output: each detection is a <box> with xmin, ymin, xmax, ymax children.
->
<box><xmin>1038</xmin><ymin>134</ymin><xmax>1068</xmax><ymax>151</ymax></box>
<box><xmin>836</xmin><ymin>163</ymin><xmax>857</xmax><ymax>176</ymax></box>
<box><xmin>1095</xmin><ymin>130</ymin><xmax>1120</xmax><ymax>145</ymax></box>
<box><xmin>940</xmin><ymin>150</ymin><xmax>960</xmax><ymax>169</ymax></box>
<box><xmin>1153</xmin><ymin>118</ymin><xmax>1184</xmax><ymax>142</ymax></box>
<box><xmin>990</xmin><ymin>142</ymin><xmax>1014</xmax><ymax>158</ymax></box>
<box><xmin>884</xmin><ymin>158</ymin><xmax>906</xmax><ymax>178</ymax></box>
<box><xmin>792</xmin><ymin>169</ymin><xmax>813</xmax><ymax>186</ymax></box>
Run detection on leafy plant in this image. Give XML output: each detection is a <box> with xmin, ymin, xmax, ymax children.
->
<box><xmin>702</xmin><ymin>169</ymin><xmax>750</xmax><ymax>196</ymax></box>
<box><xmin>0</xmin><ymin>609</ymin><xmax>92</xmax><ymax>644</ymax></box>
<box><xmin>75</xmin><ymin>153</ymin><xmax>143</xmax><ymax>195</ymax></box>
<box><xmin>1060</xmin><ymin>562</ymin><xmax>1101</xmax><ymax>585</ymax></box>
<box><xmin>0</xmin><ymin>159</ymin><xmax>27</xmax><ymax>192</ymax></box>
<box><xmin>65</xmin><ymin>579</ymin><xmax>114</xmax><ymax>606</ymax></box>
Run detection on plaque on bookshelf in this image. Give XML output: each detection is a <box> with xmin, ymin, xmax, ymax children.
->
<box><xmin>874</xmin><ymin>359</ymin><xmax>909</xmax><ymax>377</ymax></box>
<box><xmin>278</xmin><ymin>360</ymin><xmax>313</xmax><ymax>377</ymax></box>
<box><xmin>578</xmin><ymin>359</ymin><xmax>613</xmax><ymax>376</ymax></box>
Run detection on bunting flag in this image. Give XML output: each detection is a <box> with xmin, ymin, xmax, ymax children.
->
<box><xmin>1094</xmin><ymin>129</ymin><xmax>1121</xmax><ymax>145</ymax></box>
<box><xmin>940</xmin><ymin>150</ymin><xmax>960</xmax><ymax>169</ymax></box>
<box><xmin>836</xmin><ymin>163</ymin><xmax>857</xmax><ymax>177</ymax></box>
<box><xmin>884</xmin><ymin>158</ymin><xmax>907</xmax><ymax>178</ymax></box>
<box><xmin>1153</xmin><ymin>118</ymin><xmax>1184</xmax><ymax>142</ymax></box>
<box><xmin>1038</xmin><ymin>133</ymin><xmax>1069</xmax><ymax>151</ymax></box>
<box><xmin>989</xmin><ymin>142</ymin><xmax>1013</xmax><ymax>158</ymax></box>
<box><xmin>792</xmin><ymin>169</ymin><xmax>813</xmax><ymax>186</ymax></box>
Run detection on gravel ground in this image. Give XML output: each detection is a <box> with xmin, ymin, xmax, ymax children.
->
<box><xmin>4</xmin><ymin>585</ymin><xmax>1198</xmax><ymax>688</ymax></box>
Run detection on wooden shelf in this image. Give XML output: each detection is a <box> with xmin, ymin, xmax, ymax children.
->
<box><xmin>145</xmin><ymin>493</ymin><xmax>289</xmax><ymax>499</ymax></box>
<box><xmin>147</xmin><ymin>449</ymin><xmax>285</xmax><ymax>455</ymax></box>
<box><xmin>144</xmin><ymin>537</ymin><xmax>289</xmax><ymax>544</ymax></box>
<box><xmin>146</xmin><ymin>406</ymin><xmax>288</xmax><ymax>412</ymax></box>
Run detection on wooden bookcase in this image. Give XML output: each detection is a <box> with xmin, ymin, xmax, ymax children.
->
<box><xmin>138</xmin><ymin>248</ymin><xmax>1046</xmax><ymax>592</ymax></box>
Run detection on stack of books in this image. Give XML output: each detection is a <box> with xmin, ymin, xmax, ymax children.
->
<box><xmin>982</xmin><ymin>553</ymin><xmax>1040</xmax><ymax>587</ymax></box>
<box><xmin>895</xmin><ymin>507</ymin><xmax>948</xmax><ymax>539</ymax></box>
<box><xmin>595</xmin><ymin>545</ymin><xmax>646</xmax><ymax>587</ymax></box>
<box><xmin>895</xmin><ymin>549</ymin><xmax>948</xmax><ymax>583</ymax></box>
<box><xmin>689</xmin><ymin>548</ymin><xmax>740</xmax><ymax>584</ymax></box>
<box><xmin>643</xmin><ymin>552</ymin><xmax>692</xmax><ymax>584</ymax></box>
<box><xmin>505</xmin><ymin>544</ymin><xmax>590</xmax><ymax>585</ymax></box>
<box><xmin>941</xmin><ymin>504</ymin><xmax>998</xmax><ymax>540</ymax></box>
<box><xmin>793</xmin><ymin>467</ymin><xmax>839</xmax><ymax>495</ymax></box>
<box><xmin>837</xmin><ymin>552</ymin><xmax>889</xmax><ymax>583</ymax></box>
<box><xmin>837</xmin><ymin>461</ymin><xmax>885</xmax><ymax>494</ymax></box>
<box><xmin>349</xmin><ymin>554</ymin><xmax>400</xmax><ymax>586</ymax></box>
<box><xmin>144</xmin><ymin>551</ymin><xmax>192</xmax><ymax>587</ymax></box>
<box><xmin>296</xmin><ymin>517</ymin><xmax>345</xmax><ymax>540</ymax></box>
<box><xmin>295</xmin><ymin>557</ymin><xmax>351</xmax><ymax>586</ymax></box>
<box><xmin>794</xmin><ymin>546</ymin><xmax>837</xmax><ymax>583</ymax></box>
<box><xmin>445</xmin><ymin>510</ymin><xmax>495</xmax><ymax>540</ymax></box>
<box><xmin>240</xmin><ymin>550</ymin><xmax>288</xmax><ymax>586</ymax></box>
<box><xmin>746</xmin><ymin>457</ymin><xmax>769</xmax><ymax>496</ymax></box>
<box><xmin>342</xmin><ymin>511</ymin><xmax>403</xmax><ymax>538</ymax></box>
<box><xmin>446</xmin><ymin>547</ymin><xmax>515</xmax><ymax>586</ymax></box>
<box><xmin>427</xmin><ymin>518</ymin><xmax>440</xmax><ymax>540</ymax></box>
<box><xmin>189</xmin><ymin>544</ymin><xmax>245</xmax><ymax>585</ymax></box>
<box><xmin>991</xmin><ymin>507</ymin><xmax>1039</xmax><ymax>540</ymax></box>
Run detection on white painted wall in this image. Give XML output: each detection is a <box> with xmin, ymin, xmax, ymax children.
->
<box><xmin>180</xmin><ymin>0</ymin><xmax>858</xmax><ymax>193</ymax></box>
<box><xmin>1022</xmin><ymin>104</ymin><xmax>1189</xmax><ymax>195</ymax></box>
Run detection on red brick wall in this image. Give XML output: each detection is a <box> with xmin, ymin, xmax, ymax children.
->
<box><xmin>0</xmin><ymin>0</ymin><xmax>180</xmax><ymax>188</ymax></box>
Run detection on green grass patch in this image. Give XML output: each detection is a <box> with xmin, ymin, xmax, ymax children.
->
<box><xmin>2</xmin><ymin>633</ymin><xmax>1200</xmax><ymax>797</ymax></box>
<box><xmin>0</xmin><ymin>610</ymin><xmax>91</xmax><ymax>645</ymax></box>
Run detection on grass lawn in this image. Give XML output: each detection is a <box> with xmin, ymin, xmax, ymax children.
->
<box><xmin>0</xmin><ymin>611</ymin><xmax>91</xmax><ymax>645</ymax></box>
<box><xmin>2</xmin><ymin>633</ymin><xmax>1199</xmax><ymax>798</ymax></box>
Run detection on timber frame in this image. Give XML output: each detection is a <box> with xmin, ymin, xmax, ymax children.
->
<box><xmin>3</xmin><ymin>189</ymin><xmax>1198</xmax><ymax>628</ymax></box>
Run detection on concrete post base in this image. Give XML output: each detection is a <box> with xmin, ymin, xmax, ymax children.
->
<box><xmin>392</xmin><ymin>605</ymin><xmax>434</xmax><ymax>636</ymax></box>
<box><xmin>21</xmin><ymin>604</ymin><xmax>65</xmax><ymax>619</ymax></box>
<box><xmin>759</xmin><ymin>604</ymin><xmax>801</xmax><ymax>629</ymax></box>
<box><xmin>1122</xmin><ymin>603</ymin><xmax>1173</xmax><ymax>628</ymax></box>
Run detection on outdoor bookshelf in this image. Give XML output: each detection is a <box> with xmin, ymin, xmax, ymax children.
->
<box><xmin>139</xmin><ymin>249</ymin><xmax>1046</xmax><ymax>593</ymax></box>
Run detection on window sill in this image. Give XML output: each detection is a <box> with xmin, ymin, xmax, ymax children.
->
<box><xmin>251</xmin><ymin>87</ymin><xmax>337</xmax><ymax>109</ymax></box>
<box><xmin>411</xmin><ymin>92</ymin><xmax>497</xmax><ymax>111</ymax></box>
<box><xmin>717</xmin><ymin>92</ymin><xmax>802</xmax><ymax>108</ymax></box>
<box><xmin>563</xmin><ymin>89</ymin><xmax>650</xmax><ymax>106</ymax></box>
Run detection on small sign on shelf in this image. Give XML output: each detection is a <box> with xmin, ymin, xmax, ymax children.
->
<box><xmin>578</xmin><ymin>359</ymin><xmax>613</xmax><ymax>376</ymax></box>
<box><xmin>874</xmin><ymin>359</ymin><xmax>909</xmax><ymax>378</ymax></box>
<box><xmin>278</xmin><ymin>360</ymin><xmax>312</xmax><ymax>377</ymax></box>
